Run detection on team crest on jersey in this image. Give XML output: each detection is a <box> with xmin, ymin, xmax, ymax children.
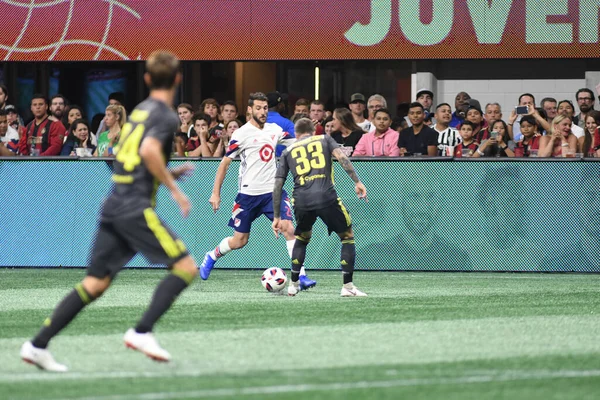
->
<box><xmin>231</xmin><ymin>203</ymin><xmax>244</xmax><ymax>218</ymax></box>
<box><xmin>234</xmin><ymin>218</ymin><xmax>241</xmax><ymax>227</ymax></box>
<box><xmin>259</xmin><ymin>144</ymin><xmax>274</xmax><ymax>162</ymax></box>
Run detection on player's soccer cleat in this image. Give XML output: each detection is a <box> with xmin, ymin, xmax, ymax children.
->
<box><xmin>20</xmin><ymin>341</ymin><xmax>68</xmax><ymax>372</ymax></box>
<box><xmin>200</xmin><ymin>252</ymin><xmax>216</xmax><ymax>280</ymax></box>
<box><xmin>340</xmin><ymin>285</ymin><xmax>368</xmax><ymax>297</ymax></box>
<box><xmin>123</xmin><ymin>328</ymin><xmax>171</xmax><ymax>362</ymax></box>
<box><xmin>298</xmin><ymin>275</ymin><xmax>317</xmax><ymax>291</ymax></box>
<box><xmin>288</xmin><ymin>282</ymin><xmax>300</xmax><ymax>296</ymax></box>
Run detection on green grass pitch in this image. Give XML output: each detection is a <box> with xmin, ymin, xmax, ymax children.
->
<box><xmin>1</xmin><ymin>269</ymin><xmax>599</xmax><ymax>400</ymax></box>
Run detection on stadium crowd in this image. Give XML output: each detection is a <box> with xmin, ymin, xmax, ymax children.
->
<box><xmin>1</xmin><ymin>83</ymin><xmax>599</xmax><ymax>158</ymax></box>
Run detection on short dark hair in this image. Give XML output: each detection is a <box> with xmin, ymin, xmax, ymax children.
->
<box><xmin>177</xmin><ymin>103</ymin><xmax>193</xmax><ymax>112</ymax></box>
<box><xmin>0</xmin><ymin>84</ymin><xmax>7</xmax><ymax>97</ymax></box>
<box><xmin>109</xmin><ymin>92</ymin><xmax>125</xmax><ymax>104</ymax></box>
<box><xmin>145</xmin><ymin>50</ymin><xmax>179</xmax><ymax>90</ymax></box>
<box><xmin>294</xmin><ymin>118</ymin><xmax>316</xmax><ymax>135</ymax></box>
<box><xmin>540</xmin><ymin>97</ymin><xmax>557</xmax><ymax>107</ymax></box>
<box><xmin>460</xmin><ymin>121</ymin><xmax>476</xmax><ymax>130</ymax></box>
<box><xmin>200</xmin><ymin>98</ymin><xmax>219</xmax><ymax>112</ymax></box>
<box><xmin>435</xmin><ymin>103</ymin><xmax>452</xmax><ymax>111</ymax></box>
<box><xmin>248</xmin><ymin>92</ymin><xmax>268</xmax><ymax>107</ymax></box>
<box><xmin>519</xmin><ymin>93</ymin><xmax>536</xmax><ymax>104</ymax></box>
<box><xmin>31</xmin><ymin>93</ymin><xmax>48</xmax><ymax>105</ymax></box>
<box><xmin>50</xmin><ymin>94</ymin><xmax>68</xmax><ymax>105</ymax></box>
<box><xmin>310</xmin><ymin>100</ymin><xmax>325</xmax><ymax>108</ymax></box>
<box><xmin>408</xmin><ymin>102</ymin><xmax>424</xmax><ymax>111</ymax></box>
<box><xmin>576</xmin><ymin>88</ymin><xmax>595</xmax><ymax>102</ymax></box>
<box><xmin>373</xmin><ymin>108</ymin><xmax>392</xmax><ymax>119</ymax></box>
<box><xmin>0</xmin><ymin>109</ymin><xmax>6</xmax><ymax>117</ymax></box>
<box><xmin>191</xmin><ymin>112</ymin><xmax>210</xmax><ymax>125</ymax></box>
<box><xmin>557</xmin><ymin>99</ymin><xmax>575</xmax><ymax>111</ymax></box>
<box><xmin>222</xmin><ymin>100</ymin><xmax>237</xmax><ymax>111</ymax></box>
<box><xmin>520</xmin><ymin>115</ymin><xmax>537</xmax><ymax>126</ymax></box>
<box><xmin>295</xmin><ymin>98</ymin><xmax>310</xmax><ymax>107</ymax></box>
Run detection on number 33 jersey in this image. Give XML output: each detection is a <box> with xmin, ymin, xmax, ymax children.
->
<box><xmin>226</xmin><ymin>122</ymin><xmax>294</xmax><ymax>196</ymax></box>
<box><xmin>103</xmin><ymin>98</ymin><xmax>179</xmax><ymax>219</ymax></box>
<box><xmin>276</xmin><ymin>134</ymin><xmax>339</xmax><ymax>210</ymax></box>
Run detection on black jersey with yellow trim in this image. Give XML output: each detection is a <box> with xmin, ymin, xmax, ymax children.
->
<box><xmin>276</xmin><ymin>134</ymin><xmax>339</xmax><ymax>210</ymax></box>
<box><xmin>102</xmin><ymin>98</ymin><xmax>179</xmax><ymax>219</ymax></box>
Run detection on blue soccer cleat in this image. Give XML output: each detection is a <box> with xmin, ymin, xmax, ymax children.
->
<box><xmin>200</xmin><ymin>252</ymin><xmax>216</xmax><ymax>280</ymax></box>
<box><xmin>299</xmin><ymin>275</ymin><xmax>317</xmax><ymax>291</ymax></box>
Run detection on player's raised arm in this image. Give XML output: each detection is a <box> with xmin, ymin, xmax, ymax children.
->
<box><xmin>332</xmin><ymin>146</ymin><xmax>368</xmax><ymax>202</ymax></box>
<box><xmin>140</xmin><ymin>137</ymin><xmax>191</xmax><ymax>217</ymax></box>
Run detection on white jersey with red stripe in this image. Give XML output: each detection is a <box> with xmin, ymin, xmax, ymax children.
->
<box><xmin>225</xmin><ymin>121</ymin><xmax>294</xmax><ymax>195</ymax></box>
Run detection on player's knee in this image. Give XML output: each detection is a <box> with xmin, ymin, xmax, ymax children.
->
<box><xmin>296</xmin><ymin>231</ymin><xmax>312</xmax><ymax>243</ymax></box>
<box><xmin>173</xmin><ymin>256</ymin><xmax>198</xmax><ymax>280</ymax></box>
<box><xmin>338</xmin><ymin>230</ymin><xmax>354</xmax><ymax>242</ymax></box>
<box><xmin>82</xmin><ymin>275</ymin><xmax>111</xmax><ymax>298</ymax></box>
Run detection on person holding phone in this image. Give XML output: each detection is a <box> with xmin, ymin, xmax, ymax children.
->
<box><xmin>508</xmin><ymin>99</ymin><xmax>550</xmax><ymax>141</ymax></box>
<box><xmin>472</xmin><ymin>120</ymin><xmax>515</xmax><ymax>157</ymax></box>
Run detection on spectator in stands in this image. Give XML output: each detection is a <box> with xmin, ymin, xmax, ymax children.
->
<box><xmin>309</xmin><ymin>99</ymin><xmax>326</xmax><ymax>125</ymax></box>
<box><xmin>366</xmin><ymin>94</ymin><xmax>386</xmax><ymax>124</ymax></box>
<box><xmin>353</xmin><ymin>108</ymin><xmax>399</xmax><ymax>157</ymax></box>
<box><xmin>48</xmin><ymin>94</ymin><xmax>68</xmax><ymax>128</ymax></box>
<box><xmin>187</xmin><ymin>112</ymin><xmax>210</xmax><ymax>157</ymax></box>
<box><xmin>575</xmin><ymin>88</ymin><xmax>595</xmax><ymax>129</ymax></box>
<box><xmin>0</xmin><ymin>84</ymin><xmax>7</xmax><ymax>110</ymax></box>
<box><xmin>464</xmin><ymin>100</ymin><xmax>488</xmax><ymax>143</ymax></box>
<box><xmin>174</xmin><ymin>132</ymin><xmax>188</xmax><ymax>157</ymax></box>
<box><xmin>18</xmin><ymin>94</ymin><xmax>65</xmax><ymax>156</ymax></box>
<box><xmin>416</xmin><ymin>88</ymin><xmax>434</xmax><ymax>119</ymax></box>
<box><xmin>581</xmin><ymin>111</ymin><xmax>600</xmax><ymax>156</ymax></box>
<box><xmin>538</xmin><ymin>115</ymin><xmax>578</xmax><ymax>157</ymax></box>
<box><xmin>391</xmin><ymin>116</ymin><xmax>408</xmax><ymax>132</ymax></box>
<box><xmin>63</xmin><ymin>105</ymin><xmax>83</xmax><ymax>130</ymax></box>
<box><xmin>508</xmin><ymin>102</ymin><xmax>551</xmax><ymax>139</ymax></box>
<box><xmin>94</xmin><ymin>104</ymin><xmax>125</xmax><ymax>157</ymax></box>
<box><xmin>484</xmin><ymin>103</ymin><xmax>502</xmax><ymax>126</ymax></box>
<box><xmin>177</xmin><ymin>103</ymin><xmax>194</xmax><ymax>135</ymax></box>
<box><xmin>323</xmin><ymin>116</ymin><xmax>334</xmax><ymax>135</ymax></box>
<box><xmin>513</xmin><ymin>115</ymin><xmax>541</xmax><ymax>157</ymax></box>
<box><xmin>5</xmin><ymin>104</ymin><xmax>24</xmax><ymax>139</ymax></box>
<box><xmin>557</xmin><ymin>100</ymin><xmax>585</xmax><ymax>139</ymax></box>
<box><xmin>349</xmin><ymin>93</ymin><xmax>370</xmax><ymax>132</ymax></box>
<box><xmin>432</xmin><ymin>103</ymin><xmax>461</xmax><ymax>156</ymax></box>
<box><xmin>541</xmin><ymin>97</ymin><xmax>557</xmax><ymax>123</ymax></box>
<box><xmin>453</xmin><ymin>121</ymin><xmax>478</xmax><ymax>157</ymax></box>
<box><xmin>61</xmin><ymin>119</ymin><xmax>96</xmax><ymax>156</ymax></box>
<box><xmin>0</xmin><ymin>109</ymin><xmax>19</xmax><ymax>155</ymax></box>
<box><xmin>473</xmin><ymin>119</ymin><xmax>515</xmax><ymax>157</ymax></box>
<box><xmin>294</xmin><ymin>98</ymin><xmax>310</xmax><ymax>115</ymax></box>
<box><xmin>95</xmin><ymin>92</ymin><xmax>125</xmax><ymax>135</ymax></box>
<box><xmin>330</xmin><ymin>107</ymin><xmax>364</xmax><ymax>156</ymax></box>
<box><xmin>221</xmin><ymin>100</ymin><xmax>238</xmax><ymax>125</ymax></box>
<box><xmin>266</xmin><ymin>92</ymin><xmax>295</xmax><ymax>156</ymax></box>
<box><xmin>450</xmin><ymin>91</ymin><xmax>470</xmax><ymax>128</ymax></box>
<box><xmin>595</xmin><ymin>125</ymin><xmax>600</xmax><ymax>157</ymax></box>
<box><xmin>509</xmin><ymin>93</ymin><xmax>536</xmax><ymax>141</ymax></box>
<box><xmin>398</xmin><ymin>102</ymin><xmax>437</xmax><ymax>156</ymax></box>
<box><xmin>201</xmin><ymin>98</ymin><xmax>220</xmax><ymax>129</ymax></box>
<box><xmin>291</xmin><ymin>112</ymin><xmax>308</xmax><ymax>123</ymax></box>
<box><xmin>223</xmin><ymin>119</ymin><xmax>241</xmax><ymax>144</ymax></box>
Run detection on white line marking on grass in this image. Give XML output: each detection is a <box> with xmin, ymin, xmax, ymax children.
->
<box><xmin>41</xmin><ymin>370</ymin><xmax>600</xmax><ymax>400</ymax></box>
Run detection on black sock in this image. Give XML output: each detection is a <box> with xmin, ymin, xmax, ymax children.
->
<box><xmin>32</xmin><ymin>283</ymin><xmax>95</xmax><ymax>349</ymax></box>
<box><xmin>291</xmin><ymin>238</ymin><xmax>308</xmax><ymax>282</ymax></box>
<box><xmin>135</xmin><ymin>272</ymin><xmax>192</xmax><ymax>334</ymax></box>
<box><xmin>341</xmin><ymin>239</ymin><xmax>356</xmax><ymax>285</ymax></box>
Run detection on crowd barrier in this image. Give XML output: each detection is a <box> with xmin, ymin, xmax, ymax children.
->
<box><xmin>1</xmin><ymin>157</ymin><xmax>599</xmax><ymax>272</ymax></box>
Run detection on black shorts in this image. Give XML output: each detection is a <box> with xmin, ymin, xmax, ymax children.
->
<box><xmin>88</xmin><ymin>208</ymin><xmax>189</xmax><ymax>279</ymax></box>
<box><xmin>294</xmin><ymin>198</ymin><xmax>352</xmax><ymax>236</ymax></box>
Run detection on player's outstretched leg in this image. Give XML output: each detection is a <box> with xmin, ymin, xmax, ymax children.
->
<box><xmin>338</xmin><ymin>235</ymin><xmax>367</xmax><ymax>297</ymax></box>
<box><xmin>281</xmin><ymin>221</ymin><xmax>316</xmax><ymax>290</ymax></box>
<box><xmin>288</xmin><ymin>233</ymin><xmax>310</xmax><ymax>296</ymax></box>
<box><xmin>125</xmin><ymin>256</ymin><xmax>197</xmax><ymax>361</ymax></box>
<box><xmin>21</xmin><ymin>277</ymin><xmax>107</xmax><ymax>371</ymax></box>
<box><xmin>201</xmin><ymin>233</ymin><xmax>248</xmax><ymax>280</ymax></box>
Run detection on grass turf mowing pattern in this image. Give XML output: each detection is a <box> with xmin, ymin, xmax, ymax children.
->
<box><xmin>0</xmin><ymin>269</ymin><xmax>599</xmax><ymax>399</ymax></box>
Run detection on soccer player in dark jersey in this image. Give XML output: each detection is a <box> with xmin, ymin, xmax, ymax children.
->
<box><xmin>20</xmin><ymin>51</ymin><xmax>198</xmax><ymax>371</ymax></box>
<box><xmin>272</xmin><ymin>118</ymin><xmax>368</xmax><ymax>297</ymax></box>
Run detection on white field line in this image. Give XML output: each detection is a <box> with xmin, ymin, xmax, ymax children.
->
<box><xmin>39</xmin><ymin>369</ymin><xmax>600</xmax><ymax>400</ymax></box>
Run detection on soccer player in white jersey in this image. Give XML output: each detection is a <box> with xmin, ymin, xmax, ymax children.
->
<box><xmin>200</xmin><ymin>92</ymin><xmax>317</xmax><ymax>290</ymax></box>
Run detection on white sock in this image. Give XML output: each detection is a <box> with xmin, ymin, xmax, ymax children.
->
<box><xmin>210</xmin><ymin>237</ymin><xmax>232</xmax><ymax>260</ymax></box>
<box><xmin>286</xmin><ymin>239</ymin><xmax>295</xmax><ymax>258</ymax></box>
<box><xmin>287</xmin><ymin>239</ymin><xmax>307</xmax><ymax>276</ymax></box>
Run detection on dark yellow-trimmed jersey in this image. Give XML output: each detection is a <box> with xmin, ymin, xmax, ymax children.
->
<box><xmin>102</xmin><ymin>98</ymin><xmax>178</xmax><ymax>219</ymax></box>
<box><xmin>276</xmin><ymin>134</ymin><xmax>339</xmax><ymax>210</ymax></box>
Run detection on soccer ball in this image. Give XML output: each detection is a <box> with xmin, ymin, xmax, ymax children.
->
<box><xmin>261</xmin><ymin>268</ymin><xmax>287</xmax><ymax>292</ymax></box>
